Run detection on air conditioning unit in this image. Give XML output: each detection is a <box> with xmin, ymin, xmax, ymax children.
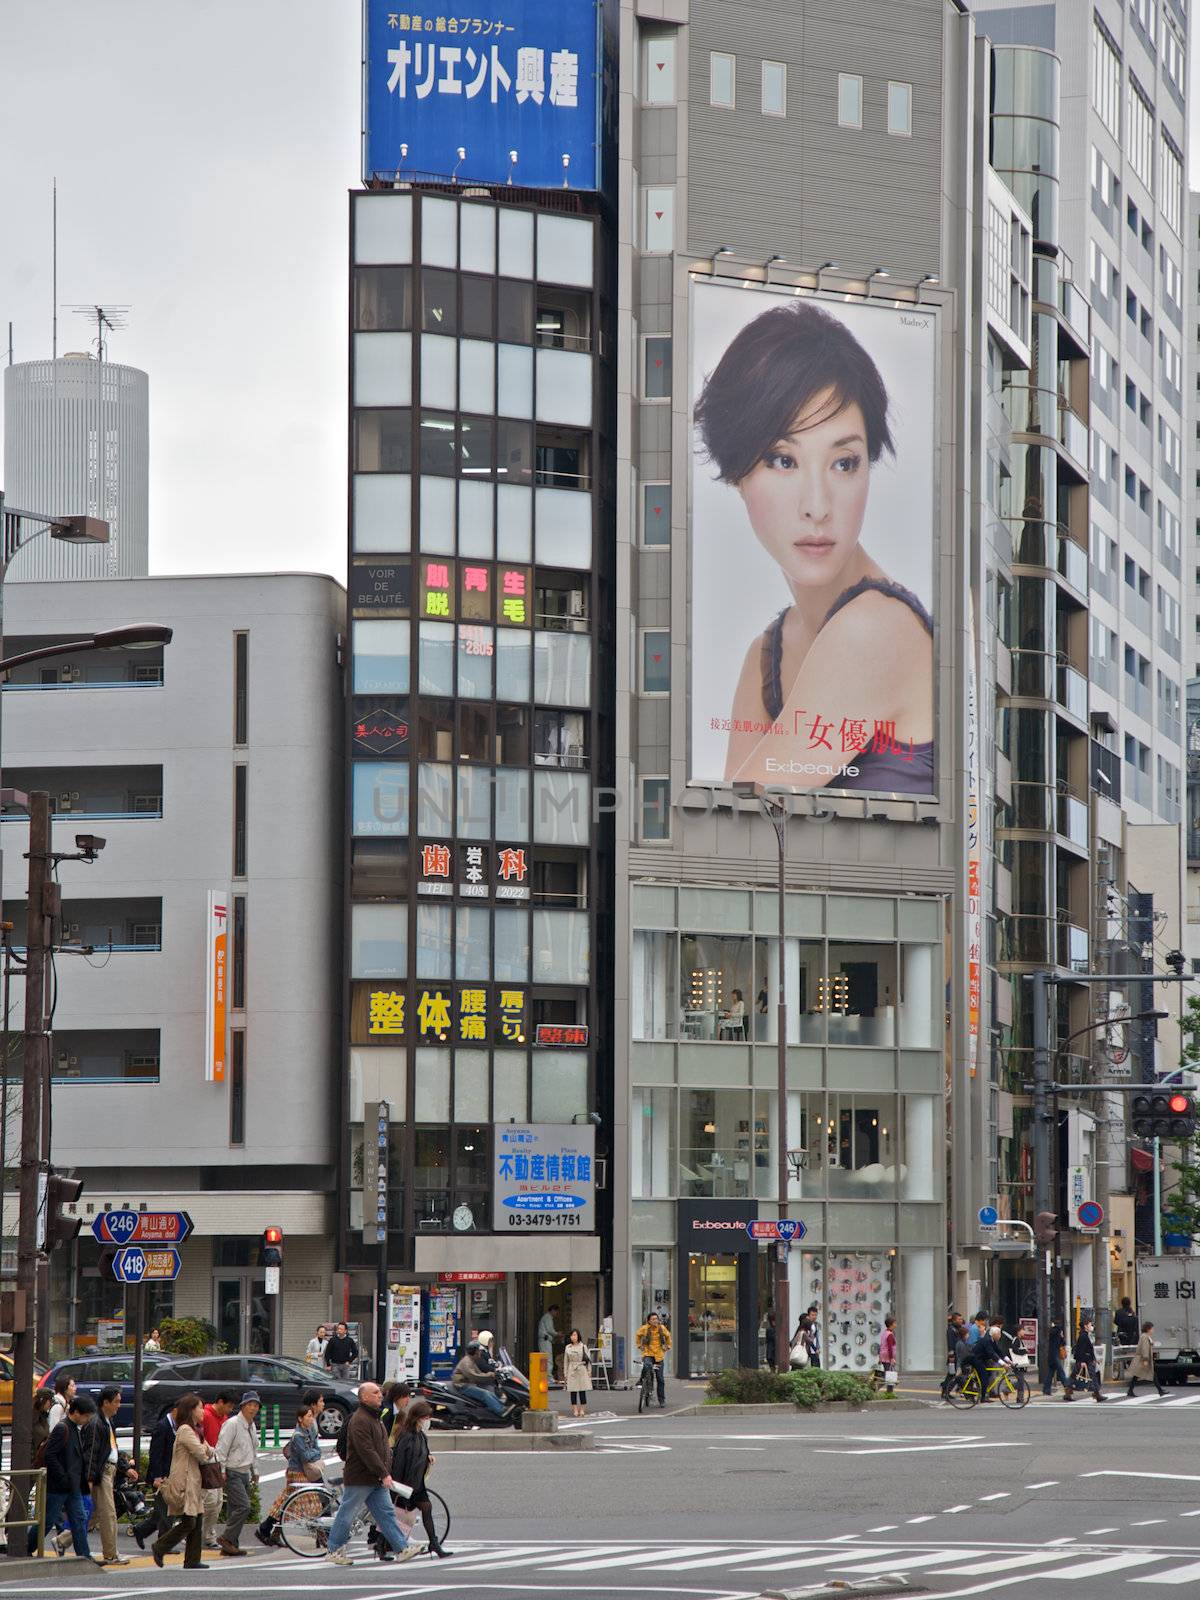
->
<box><xmin>60</xmin><ymin>664</ymin><xmax>81</xmax><ymax>683</ymax></box>
<box><xmin>57</xmin><ymin>794</ymin><xmax>75</xmax><ymax>812</ymax></box>
<box><xmin>63</xmin><ymin>923</ymin><xmax>81</xmax><ymax>940</ymax></box>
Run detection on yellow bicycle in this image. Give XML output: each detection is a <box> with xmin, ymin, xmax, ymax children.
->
<box><xmin>945</xmin><ymin>1362</ymin><xmax>1030</xmax><ymax>1410</ymax></box>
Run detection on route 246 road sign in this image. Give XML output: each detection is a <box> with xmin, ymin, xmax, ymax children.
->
<box><xmin>91</xmin><ymin>1210</ymin><xmax>193</xmax><ymax>1246</ymax></box>
<box><xmin>109</xmin><ymin>1247</ymin><xmax>182</xmax><ymax>1284</ymax></box>
<box><xmin>746</xmin><ymin>1219</ymin><xmax>807</xmax><ymax>1242</ymax></box>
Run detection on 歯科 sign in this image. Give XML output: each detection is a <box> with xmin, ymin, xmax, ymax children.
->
<box><xmin>492</xmin><ymin>1123</ymin><xmax>595</xmax><ymax>1231</ymax></box>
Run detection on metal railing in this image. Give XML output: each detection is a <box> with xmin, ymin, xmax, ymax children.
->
<box><xmin>1</xmin><ymin>1467</ymin><xmax>47</xmax><ymax>1558</ymax></box>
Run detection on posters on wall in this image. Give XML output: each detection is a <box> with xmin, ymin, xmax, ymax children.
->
<box><xmin>689</xmin><ymin>280</ymin><xmax>937</xmax><ymax>798</ymax></box>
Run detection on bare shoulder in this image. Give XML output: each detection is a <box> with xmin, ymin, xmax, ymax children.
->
<box><xmin>821</xmin><ymin>588</ymin><xmax>930</xmax><ymax>654</ymax></box>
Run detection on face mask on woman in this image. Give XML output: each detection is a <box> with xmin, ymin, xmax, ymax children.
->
<box><xmin>418</xmin><ymin>1419</ymin><xmax>432</xmax><ymax>1434</ymax></box>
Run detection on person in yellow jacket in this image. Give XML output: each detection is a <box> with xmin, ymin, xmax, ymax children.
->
<box><xmin>635</xmin><ymin>1313</ymin><xmax>672</xmax><ymax>1407</ymax></box>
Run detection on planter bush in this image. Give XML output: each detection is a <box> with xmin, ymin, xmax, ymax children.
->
<box><xmin>706</xmin><ymin>1367</ymin><xmax>876</xmax><ymax>1408</ymax></box>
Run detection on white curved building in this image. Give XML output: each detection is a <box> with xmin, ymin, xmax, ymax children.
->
<box><xmin>3</xmin><ymin>354</ymin><xmax>149</xmax><ymax>580</ymax></box>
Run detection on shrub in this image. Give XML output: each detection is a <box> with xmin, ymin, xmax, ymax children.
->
<box><xmin>157</xmin><ymin>1316</ymin><xmax>220</xmax><ymax>1356</ymax></box>
<box><xmin>705</xmin><ymin>1366</ymin><xmax>876</xmax><ymax>1407</ymax></box>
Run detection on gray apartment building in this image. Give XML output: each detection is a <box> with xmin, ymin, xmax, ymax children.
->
<box><xmin>2</xmin><ymin>573</ymin><xmax>344</xmax><ymax>1355</ymax></box>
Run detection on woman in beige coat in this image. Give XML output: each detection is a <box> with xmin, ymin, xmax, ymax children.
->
<box><xmin>1126</xmin><ymin>1321</ymin><xmax>1164</xmax><ymax>1398</ymax></box>
<box><xmin>563</xmin><ymin>1329</ymin><xmax>593</xmax><ymax>1417</ymax></box>
<box><xmin>153</xmin><ymin>1394</ymin><xmax>215</xmax><ymax>1569</ymax></box>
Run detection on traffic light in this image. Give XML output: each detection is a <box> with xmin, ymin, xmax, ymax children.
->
<box><xmin>1132</xmin><ymin>1091</ymin><xmax>1197</xmax><ymax>1140</ymax></box>
<box><xmin>44</xmin><ymin>1171</ymin><xmax>83</xmax><ymax>1252</ymax></box>
<box><xmin>1033</xmin><ymin>1210</ymin><xmax>1058</xmax><ymax>1245</ymax></box>
<box><xmin>261</xmin><ymin>1226</ymin><xmax>283</xmax><ymax>1268</ymax></box>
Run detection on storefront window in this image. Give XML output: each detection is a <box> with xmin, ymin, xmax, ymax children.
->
<box><xmin>492</xmin><ymin>1049</ymin><xmax>527</xmax><ymax>1120</ymax></box>
<box><xmin>632</xmin><ymin>1087</ymin><xmax>675</xmax><ymax>1197</ymax></box>
<box><xmin>826</xmin><ymin>942</ymin><xmax>898</xmax><ymax>1046</ymax></box>
<box><xmin>532</xmin><ymin>909</ymin><xmax>589</xmax><ymax>983</ymax></box>
<box><xmin>417</xmin><ymin>763</ymin><xmax>453</xmax><ymax>834</ymax></box>
<box><xmin>495</xmin><ymin>767</ymin><xmax>530</xmax><ymax>839</ymax></box>
<box><xmin>456</xmin><ymin>764</ymin><xmax>491</xmax><ymax>840</ymax></box>
<box><xmin>687</xmin><ymin>1254</ymin><xmax>738</xmax><ymax>1375</ymax></box>
<box><xmin>901</xmin><ymin>1248</ymin><xmax>936</xmax><ymax>1370</ymax></box>
<box><xmin>531</xmin><ymin>1049</ymin><xmax>586</xmax><ymax>1120</ymax></box>
<box><xmin>632</xmin><ymin>930</ymin><xmax>675</xmax><ymax>1039</ymax></box>
<box><xmin>634</xmin><ymin>1248</ymin><xmax>673</xmax><ymax>1331</ymax></box>
<box><xmin>678</xmin><ymin>934</ymin><xmax>763</xmax><ymax>1040</ymax></box>
<box><xmin>751</xmin><ymin>1090</ymin><xmax>825</xmax><ymax>1202</ymax></box>
<box><xmin>824</xmin><ymin>1093</ymin><xmax>899</xmax><ymax>1199</ymax></box>
<box><xmin>353</xmin><ymin>619</ymin><xmax>409</xmax><ymax>694</ymax></box>
<box><xmin>818</xmin><ymin>1250</ymin><xmax>895</xmax><ymax>1374</ymax></box>
<box><xmin>414</xmin><ymin>1051</ymin><xmax>451</xmax><ymax>1122</ymax></box>
<box><xmin>679</xmin><ymin>1089</ymin><xmax>752</xmax><ymax>1197</ymax></box>
<box><xmin>414</xmin><ymin>1124</ymin><xmax>451</xmax><ymax>1226</ymax></box>
<box><xmin>763</xmin><ymin>938</ymin><xmax>825</xmax><ymax>1044</ymax></box>
<box><xmin>455</xmin><ymin>905</ymin><xmax>491</xmax><ymax>979</ymax></box>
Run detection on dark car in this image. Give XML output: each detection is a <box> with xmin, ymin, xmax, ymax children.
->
<box><xmin>141</xmin><ymin>1354</ymin><xmax>359</xmax><ymax>1436</ymax></box>
<box><xmin>40</xmin><ymin>1353</ymin><xmax>171</xmax><ymax>1428</ymax></box>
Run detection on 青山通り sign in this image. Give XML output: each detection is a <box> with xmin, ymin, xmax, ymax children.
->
<box><xmin>364</xmin><ymin>0</ymin><xmax>603</xmax><ymax>190</ymax></box>
<box><xmin>492</xmin><ymin>1122</ymin><xmax>595</xmax><ymax>1230</ymax></box>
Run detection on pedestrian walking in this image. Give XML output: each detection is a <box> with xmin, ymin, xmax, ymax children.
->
<box><xmin>323</xmin><ymin>1321</ymin><xmax>358</xmax><ymax>1381</ymax></box>
<box><xmin>789</xmin><ymin>1313</ymin><xmax>813</xmax><ymax>1368</ymax></box>
<box><xmin>380</xmin><ymin>1380</ymin><xmax>412</xmax><ymax>1440</ymax></box>
<box><xmin>1115</xmin><ymin>1296</ymin><xmax>1140</xmax><ymax>1347</ymax></box>
<box><xmin>31</xmin><ymin>1389</ymin><xmax>53</xmax><ymax>1462</ymax></box>
<box><xmin>29</xmin><ymin>1393</ymin><xmax>97</xmax><ymax>1560</ymax></box>
<box><xmin>386</xmin><ymin>1398</ymin><xmax>449</xmax><ymax>1558</ymax></box>
<box><xmin>563</xmin><ymin>1329</ymin><xmax>592</xmax><ymax>1417</ymax></box>
<box><xmin>1042</xmin><ymin>1319</ymin><xmax>1070</xmax><ymax>1396</ymax></box>
<box><xmin>256</xmin><ymin>1403</ymin><xmax>324</xmax><ymax>1546</ymax></box>
<box><xmin>81</xmin><ymin>1386</ymin><xmax>136</xmax><ymax>1566</ymax></box>
<box><xmin>805</xmin><ymin>1303</ymin><xmax>822</xmax><ymax>1368</ymax></box>
<box><xmin>1063</xmin><ymin>1318</ymin><xmax>1106</xmax><ymax>1402</ymax></box>
<box><xmin>941</xmin><ymin>1313</ymin><xmax>966</xmax><ymax>1398</ymax></box>
<box><xmin>966</xmin><ymin>1311</ymin><xmax>988</xmax><ymax>1349</ymax></box>
<box><xmin>1126</xmin><ymin>1321</ymin><xmax>1165</xmax><ymax>1397</ymax></box>
<box><xmin>132</xmin><ymin>1404</ymin><xmax>178</xmax><ymax>1548</ymax></box>
<box><xmin>304</xmin><ymin>1325</ymin><xmax>328</xmax><ymax>1365</ymax></box>
<box><xmin>151</xmin><ymin>1395</ymin><xmax>213</xmax><ymax>1570</ymax></box>
<box><xmin>47</xmin><ymin>1373</ymin><xmax>77</xmax><ymax>1434</ymax></box>
<box><xmin>878</xmin><ymin>1315</ymin><xmax>899</xmax><ymax>1394</ymax></box>
<box><xmin>327</xmin><ymin>1381</ymin><xmax>423</xmax><ymax>1566</ymax></box>
<box><xmin>198</xmin><ymin>1390</ymin><xmax>237</xmax><ymax>1550</ymax></box>
<box><xmin>214</xmin><ymin>1390</ymin><xmax>260</xmax><ymax>1554</ymax></box>
<box><xmin>537</xmin><ymin>1303</ymin><xmax>560</xmax><ymax>1374</ymax></box>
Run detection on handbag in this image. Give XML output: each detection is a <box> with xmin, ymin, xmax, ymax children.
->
<box><xmin>199</xmin><ymin>1460</ymin><xmax>225</xmax><ymax>1491</ymax></box>
<box><xmin>789</xmin><ymin>1338</ymin><xmax>810</xmax><ymax>1369</ymax></box>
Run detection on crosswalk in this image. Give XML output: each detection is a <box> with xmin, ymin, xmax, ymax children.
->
<box><xmin>270</xmin><ymin>1537</ymin><xmax>1200</xmax><ymax>1589</ymax></box>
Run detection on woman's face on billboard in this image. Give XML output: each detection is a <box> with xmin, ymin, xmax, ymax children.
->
<box><xmin>737</xmin><ymin>391</ymin><xmax>871</xmax><ymax>590</ymax></box>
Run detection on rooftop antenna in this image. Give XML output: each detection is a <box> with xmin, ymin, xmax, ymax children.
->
<box><xmin>68</xmin><ymin>304</ymin><xmax>129</xmax><ymax>363</ymax></box>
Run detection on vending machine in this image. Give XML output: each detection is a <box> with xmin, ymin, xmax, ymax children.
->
<box><xmin>384</xmin><ymin>1287</ymin><xmax>422</xmax><ymax>1384</ymax></box>
<box><xmin>423</xmin><ymin>1286</ymin><xmax>461</xmax><ymax>1381</ymax></box>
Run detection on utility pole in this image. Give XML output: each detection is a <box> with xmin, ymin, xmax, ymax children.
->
<box><xmin>9</xmin><ymin>792</ymin><xmax>52</xmax><ymax>1530</ymax></box>
<box><xmin>1029</xmin><ymin>970</ymin><xmax>1054</xmax><ymax>1379</ymax></box>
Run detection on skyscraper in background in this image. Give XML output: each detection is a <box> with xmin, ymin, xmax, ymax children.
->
<box><xmin>3</xmin><ymin>352</ymin><xmax>149</xmax><ymax>580</ymax></box>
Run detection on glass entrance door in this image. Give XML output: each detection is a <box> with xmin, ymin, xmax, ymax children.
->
<box><xmin>214</xmin><ymin>1273</ymin><xmax>276</xmax><ymax>1353</ymax></box>
<box><xmin>687</xmin><ymin>1253</ymin><xmax>738</xmax><ymax>1375</ymax></box>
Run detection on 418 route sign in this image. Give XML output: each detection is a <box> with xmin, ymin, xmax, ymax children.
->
<box><xmin>109</xmin><ymin>1247</ymin><xmax>182</xmax><ymax>1284</ymax></box>
<box><xmin>91</xmin><ymin>1210</ymin><xmax>193</xmax><ymax>1246</ymax></box>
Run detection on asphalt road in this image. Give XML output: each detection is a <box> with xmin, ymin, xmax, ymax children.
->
<box><xmin>4</xmin><ymin>1386</ymin><xmax>1200</xmax><ymax>1597</ymax></box>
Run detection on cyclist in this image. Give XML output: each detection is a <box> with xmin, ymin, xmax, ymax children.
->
<box><xmin>635</xmin><ymin>1312</ymin><xmax>671</xmax><ymax>1408</ymax></box>
<box><xmin>969</xmin><ymin>1322</ymin><xmax>1010</xmax><ymax>1403</ymax></box>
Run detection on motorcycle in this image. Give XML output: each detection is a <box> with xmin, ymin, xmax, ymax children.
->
<box><xmin>419</xmin><ymin>1360</ymin><xmax>528</xmax><ymax>1430</ymax></box>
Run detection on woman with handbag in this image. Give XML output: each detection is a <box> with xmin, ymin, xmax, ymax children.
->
<box><xmin>255</xmin><ymin>1403</ymin><xmax>325</xmax><ymax>1546</ymax></box>
<box><xmin>1126</xmin><ymin>1321</ymin><xmax>1165</xmax><ymax>1398</ymax></box>
<box><xmin>152</xmin><ymin>1394</ymin><xmax>214</xmax><ymax>1570</ymax></box>
<box><xmin>563</xmin><ymin>1329</ymin><xmax>593</xmax><ymax>1416</ymax></box>
<box><xmin>789</xmin><ymin>1315</ymin><xmax>811</xmax><ymax>1369</ymax></box>
<box><xmin>374</xmin><ymin>1398</ymin><xmax>449</xmax><ymax>1560</ymax></box>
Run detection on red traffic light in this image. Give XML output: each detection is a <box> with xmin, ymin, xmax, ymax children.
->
<box><xmin>1169</xmin><ymin>1093</ymin><xmax>1190</xmax><ymax>1115</ymax></box>
<box><xmin>264</xmin><ymin>1226</ymin><xmax>283</xmax><ymax>1245</ymax></box>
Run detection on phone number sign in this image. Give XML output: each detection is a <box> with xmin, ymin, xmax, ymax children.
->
<box><xmin>492</xmin><ymin>1122</ymin><xmax>595</xmax><ymax>1231</ymax></box>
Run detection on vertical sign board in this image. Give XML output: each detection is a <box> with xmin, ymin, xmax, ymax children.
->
<box><xmin>492</xmin><ymin>1123</ymin><xmax>595</xmax><ymax>1230</ymax></box>
<box><xmin>363</xmin><ymin>0</ymin><xmax>603</xmax><ymax>191</ymax></box>
<box><xmin>205</xmin><ymin>892</ymin><xmax>228</xmax><ymax>1082</ymax></box>
<box><xmin>965</xmin><ymin>593</ymin><xmax>981</xmax><ymax>1076</ymax></box>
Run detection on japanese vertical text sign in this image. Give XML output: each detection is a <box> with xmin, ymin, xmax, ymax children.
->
<box><xmin>364</xmin><ymin>0</ymin><xmax>602</xmax><ymax>190</ymax></box>
<box><xmin>492</xmin><ymin>1123</ymin><xmax>595</xmax><ymax>1230</ymax></box>
<box><xmin>205</xmin><ymin>891</ymin><xmax>228</xmax><ymax>1083</ymax></box>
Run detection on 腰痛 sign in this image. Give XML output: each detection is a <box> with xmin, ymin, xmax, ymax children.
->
<box><xmin>364</xmin><ymin>0</ymin><xmax>602</xmax><ymax>190</ymax></box>
<box><xmin>492</xmin><ymin>1122</ymin><xmax>594</xmax><ymax>1231</ymax></box>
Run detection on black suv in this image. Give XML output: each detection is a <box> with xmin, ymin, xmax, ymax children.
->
<box><xmin>141</xmin><ymin>1354</ymin><xmax>359</xmax><ymax>1435</ymax></box>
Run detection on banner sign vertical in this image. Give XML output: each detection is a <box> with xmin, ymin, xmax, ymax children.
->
<box><xmin>206</xmin><ymin>891</ymin><xmax>228</xmax><ymax>1082</ymax></box>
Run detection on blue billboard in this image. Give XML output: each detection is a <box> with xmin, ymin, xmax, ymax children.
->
<box><xmin>364</xmin><ymin>0</ymin><xmax>602</xmax><ymax>191</ymax></box>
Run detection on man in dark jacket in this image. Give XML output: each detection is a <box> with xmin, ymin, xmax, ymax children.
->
<box><xmin>1064</xmin><ymin>1318</ymin><xmax>1106</xmax><ymax>1401</ymax></box>
<box><xmin>968</xmin><ymin>1323</ymin><xmax>1008</xmax><ymax>1402</ymax></box>
<box><xmin>323</xmin><ymin>1322</ymin><xmax>359</xmax><ymax>1380</ymax></box>
<box><xmin>79</xmin><ymin>1386</ymin><xmax>136</xmax><ymax>1565</ymax></box>
<box><xmin>1115</xmin><ymin>1296</ymin><xmax>1140</xmax><ymax>1346</ymax></box>
<box><xmin>132</xmin><ymin>1406</ymin><xmax>177</xmax><ymax>1547</ymax></box>
<box><xmin>940</xmin><ymin>1313</ymin><xmax>965</xmax><ymax>1398</ymax></box>
<box><xmin>30</xmin><ymin>1394</ymin><xmax>96</xmax><ymax>1559</ymax></box>
<box><xmin>326</xmin><ymin>1382</ymin><xmax>422</xmax><ymax>1565</ymax></box>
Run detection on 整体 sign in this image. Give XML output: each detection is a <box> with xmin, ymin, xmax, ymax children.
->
<box><xmin>91</xmin><ymin>1210</ymin><xmax>193</xmax><ymax>1246</ymax></box>
<box><xmin>492</xmin><ymin>1123</ymin><xmax>594</xmax><ymax>1231</ymax></box>
<box><xmin>363</xmin><ymin>0</ymin><xmax>603</xmax><ymax>190</ymax></box>
<box><xmin>205</xmin><ymin>891</ymin><xmax>228</xmax><ymax>1083</ymax></box>
<box><xmin>746</xmin><ymin>1219</ymin><xmax>807</xmax><ymax>1242</ymax></box>
<box><xmin>110</xmin><ymin>1247</ymin><xmax>182</xmax><ymax>1284</ymax></box>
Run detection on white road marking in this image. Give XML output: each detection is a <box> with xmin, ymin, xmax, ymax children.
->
<box><xmin>1046</xmin><ymin>1550</ymin><xmax>1169</xmax><ymax>1579</ymax></box>
<box><xmin>868</xmin><ymin>1525</ymin><xmax>898</xmax><ymax>1532</ymax></box>
<box><xmin>1024</xmin><ymin>1479</ymin><xmax>1058</xmax><ymax>1488</ymax></box>
<box><xmin>547</xmin><ymin>1544</ymin><xmax>724</xmax><ymax>1571</ymax></box>
<box><xmin>645</xmin><ymin>1545</ymin><xmax>808</xmax><ymax>1571</ymax></box>
<box><xmin>1081</xmin><ymin>1527</ymin><xmax>1120</xmax><ymax>1534</ymax></box>
<box><xmin>1082</xmin><ymin>1469</ymin><xmax>1200</xmax><ymax>1483</ymax></box>
<box><xmin>840</xmin><ymin>1549</ymin><xmax>989</xmax><ymax>1574</ymax></box>
<box><xmin>977</xmin><ymin>1492</ymin><xmax>1011</xmax><ymax>1502</ymax></box>
<box><xmin>1131</xmin><ymin>1518</ymin><xmax>1167</xmax><ymax>1526</ymax></box>
<box><xmin>943</xmin><ymin>1504</ymin><xmax>971</xmax><ymax>1514</ymax></box>
<box><xmin>939</xmin><ymin>1549</ymin><xmax>1091</xmax><ymax>1576</ymax></box>
<box><xmin>706</xmin><ymin>1445</ymin><xmax>764</xmax><ymax>1451</ymax></box>
<box><xmin>1133</xmin><ymin>1557</ymin><xmax>1200</xmax><ymax>1584</ymax></box>
<box><xmin>741</xmin><ymin>1548</ymin><xmax>901</xmax><ymax>1574</ymax></box>
<box><xmin>1181</xmin><ymin>1510</ymin><xmax>1200</xmax><ymax>1517</ymax></box>
<box><xmin>907</xmin><ymin>1515</ymin><xmax>936</xmax><ymax>1524</ymax></box>
<box><xmin>441</xmin><ymin>1546</ymin><xmax>616</xmax><ymax>1571</ymax></box>
<box><xmin>1162</xmin><ymin>1393</ymin><xmax>1200</xmax><ymax>1406</ymax></box>
<box><xmin>813</xmin><ymin>1441</ymin><xmax>1026</xmax><ymax>1456</ymax></box>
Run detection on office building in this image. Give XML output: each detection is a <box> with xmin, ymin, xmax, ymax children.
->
<box><xmin>3</xmin><ymin>355</ymin><xmax>150</xmax><ymax>581</ymax></box>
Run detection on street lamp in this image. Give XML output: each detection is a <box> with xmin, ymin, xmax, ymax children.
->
<box><xmin>0</xmin><ymin>624</ymin><xmax>173</xmax><ymax>677</ymax></box>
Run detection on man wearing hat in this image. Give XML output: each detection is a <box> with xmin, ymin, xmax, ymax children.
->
<box><xmin>214</xmin><ymin>1391</ymin><xmax>261</xmax><ymax>1556</ymax></box>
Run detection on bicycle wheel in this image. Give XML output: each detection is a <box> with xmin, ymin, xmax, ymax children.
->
<box><xmin>637</xmin><ymin>1372</ymin><xmax>648</xmax><ymax>1413</ymax></box>
<box><xmin>279</xmin><ymin>1486</ymin><xmax>336</xmax><ymax>1558</ymax></box>
<box><xmin>998</xmin><ymin>1370</ymin><xmax>1030</xmax><ymax>1409</ymax></box>
<box><xmin>945</xmin><ymin>1371</ymin><xmax>980</xmax><ymax>1410</ymax></box>
<box><xmin>426</xmin><ymin>1489</ymin><xmax>451</xmax><ymax>1547</ymax></box>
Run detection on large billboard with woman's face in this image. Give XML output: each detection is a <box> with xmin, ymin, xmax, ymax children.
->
<box><xmin>689</xmin><ymin>280</ymin><xmax>937</xmax><ymax>798</ymax></box>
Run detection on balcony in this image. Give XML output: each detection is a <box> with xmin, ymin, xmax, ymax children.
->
<box><xmin>1124</xmin><ymin>761</ymin><xmax>1151</xmax><ymax>808</ymax></box>
<box><xmin>1057</xmin><ymin>792</ymin><xmax>1089</xmax><ymax>849</ymax></box>
<box><xmin>1</xmin><ymin>766</ymin><xmax>164</xmax><ymax>821</ymax></box>
<box><xmin>2</xmin><ymin>896</ymin><xmax>162</xmax><ymax>952</ymax></box>
<box><xmin>1122</xmin><ymin>675</ymin><xmax>1152</xmax><ymax>723</ymax></box>
<box><xmin>1056</xmin><ymin>536</ymin><xmax>1088</xmax><ymax>600</ymax></box>
<box><xmin>1</xmin><ymin>638</ymin><xmax>165</xmax><ymax>691</ymax></box>
<box><xmin>1060</xmin><ymin>282</ymin><xmax>1090</xmax><ymax>354</ymax></box>
<box><xmin>1056</xmin><ymin>662</ymin><xmax>1088</xmax><ymax>721</ymax></box>
<box><xmin>1122</xmin><ymin>585</ymin><xmax>1152</xmax><ymax>637</ymax></box>
<box><xmin>1056</xmin><ymin>921</ymin><xmax>1089</xmax><ymax>971</ymax></box>
<box><xmin>1058</xmin><ymin>407</ymin><xmax>1089</xmax><ymax>478</ymax></box>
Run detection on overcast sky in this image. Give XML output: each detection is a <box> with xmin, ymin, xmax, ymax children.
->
<box><xmin>1</xmin><ymin>6</ymin><xmax>1197</xmax><ymax>583</ymax></box>
<box><xmin>0</xmin><ymin>1</ymin><xmax>359</xmax><ymax>580</ymax></box>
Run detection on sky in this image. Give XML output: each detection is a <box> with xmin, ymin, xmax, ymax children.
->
<box><xmin>0</xmin><ymin>1</ymin><xmax>360</xmax><ymax>580</ymax></box>
<box><xmin>0</xmin><ymin>5</ymin><xmax>1197</xmax><ymax>582</ymax></box>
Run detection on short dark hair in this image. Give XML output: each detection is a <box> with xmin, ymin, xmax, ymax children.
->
<box><xmin>68</xmin><ymin>1394</ymin><xmax>96</xmax><ymax>1416</ymax></box>
<box><xmin>301</xmin><ymin>1389</ymin><xmax>325</xmax><ymax>1409</ymax></box>
<box><xmin>98</xmin><ymin>1386</ymin><xmax>121</xmax><ymax>1406</ymax></box>
<box><xmin>1142</xmin><ymin>1320</ymin><xmax>1154</xmax><ymax>1333</ymax></box>
<box><xmin>295</xmin><ymin>1404</ymin><xmax>314</xmax><ymax>1425</ymax></box>
<box><xmin>215</xmin><ymin>1391</ymin><xmax>239</xmax><ymax>1406</ymax></box>
<box><xmin>695</xmin><ymin>299</ymin><xmax>894</xmax><ymax>486</ymax></box>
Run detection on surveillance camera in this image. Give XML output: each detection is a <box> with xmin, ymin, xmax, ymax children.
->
<box><xmin>74</xmin><ymin>834</ymin><xmax>106</xmax><ymax>858</ymax></box>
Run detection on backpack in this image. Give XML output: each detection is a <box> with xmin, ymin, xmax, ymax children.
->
<box><xmin>335</xmin><ymin>1415</ymin><xmax>351</xmax><ymax>1462</ymax></box>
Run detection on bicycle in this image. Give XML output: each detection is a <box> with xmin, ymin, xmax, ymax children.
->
<box><xmin>945</xmin><ymin>1362</ymin><xmax>1030</xmax><ymax>1410</ymax></box>
<box><xmin>637</xmin><ymin>1355</ymin><xmax>663</xmax><ymax>1413</ymax></box>
<box><xmin>278</xmin><ymin>1470</ymin><xmax>451</xmax><ymax>1560</ymax></box>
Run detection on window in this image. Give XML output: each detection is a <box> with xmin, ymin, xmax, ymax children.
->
<box><xmin>355</xmin><ymin>409</ymin><xmax>412</xmax><ymax>473</ymax></box>
<box><xmin>1125</xmin><ymin>76</ymin><xmax>1153</xmax><ymax>190</ymax></box>
<box><xmin>1159</xmin><ymin>330</ymin><xmax>1182</xmax><ymax>393</ymax></box>
<box><xmin>643</xmin><ymin>335</ymin><xmax>671</xmax><ymax>399</ymax></box>
<box><xmin>641</xmin><ymin>630</ymin><xmax>670</xmax><ymax>695</ymax></box>
<box><xmin>887</xmin><ymin>81</ymin><xmax>912</xmax><ymax>137</ymax></box>
<box><xmin>641</xmin><ymin>777</ymin><xmax>670</xmax><ymax>841</ymax></box>
<box><xmin>1159</xmin><ymin>130</ymin><xmax>1182</xmax><ymax>237</ymax></box>
<box><xmin>230</xmin><ymin>1031</ymin><xmax>245</xmax><ymax>1147</ymax></box>
<box><xmin>233</xmin><ymin>632</ymin><xmax>248</xmax><ymax>745</ymax></box>
<box><xmin>231</xmin><ymin>894</ymin><xmax>246</xmax><ymax>1010</ymax></box>
<box><xmin>761</xmin><ymin>60</ymin><xmax>786</xmax><ymax>116</ymax></box>
<box><xmin>642</xmin><ymin>32</ymin><xmax>676</xmax><ymax>104</ymax></box>
<box><xmin>642</xmin><ymin>483</ymin><xmax>671</xmax><ymax>547</ymax></box>
<box><xmin>1163</xmin><ymin>22</ymin><xmax>1185</xmax><ymax>96</ymax></box>
<box><xmin>354</xmin><ymin>266</ymin><xmax>413</xmax><ymax>331</ymax></box>
<box><xmin>710</xmin><ymin>51</ymin><xmax>735</xmax><ymax>108</ymax></box>
<box><xmin>642</xmin><ymin>187</ymin><xmax>674</xmax><ymax>253</ymax></box>
<box><xmin>1092</xmin><ymin>16</ymin><xmax>1121</xmax><ymax>139</ymax></box>
<box><xmin>232</xmin><ymin>765</ymin><xmax>247</xmax><ymax>878</ymax></box>
<box><xmin>837</xmin><ymin>73</ymin><xmax>862</xmax><ymax>128</ymax></box>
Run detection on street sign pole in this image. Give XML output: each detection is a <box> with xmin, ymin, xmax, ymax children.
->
<box><xmin>132</xmin><ymin>1281</ymin><xmax>145</xmax><ymax>1469</ymax></box>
